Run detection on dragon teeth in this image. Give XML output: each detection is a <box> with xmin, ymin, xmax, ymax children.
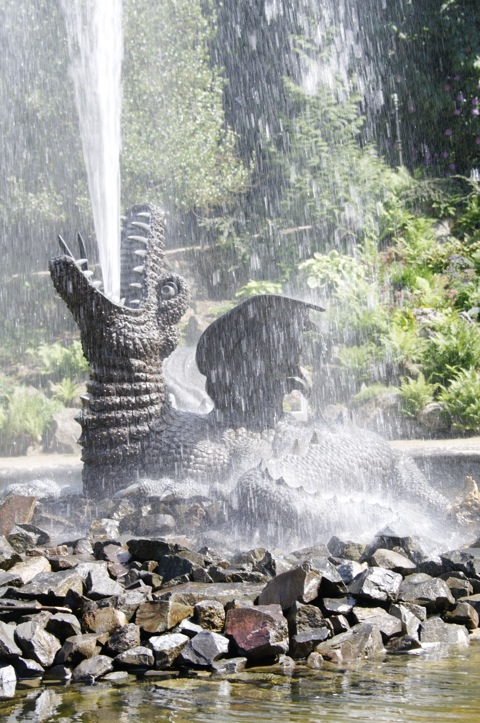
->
<box><xmin>92</xmin><ymin>280</ymin><xmax>102</xmax><ymax>288</ymax></box>
<box><xmin>137</xmin><ymin>211</ymin><xmax>151</xmax><ymax>219</ymax></box>
<box><xmin>129</xmin><ymin>299</ymin><xmax>141</xmax><ymax>305</ymax></box>
<box><xmin>83</xmin><ymin>270</ymin><xmax>94</xmax><ymax>278</ymax></box>
<box><xmin>131</xmin><ymin>221</ymin><xmax>150</xmax><ymax>231</ymax></box>
<box><xmin>129</xmin><ymin>282</ymin><xmax>143</xmax><ymax>289</ymax></box>
<box><xmin>127</xmin><ymin>235</ymin><xmax>148</xmax><ymax>245</ymax></box>
<box><xmin>76</xmin><ymin>258</ymin><xmax>88</xmax><ymax>266</ymax></box>
<box><xmin>133</xmin><ymin>265</ymin><xmax>145</xmax><ymax>274</ymax></box>
<box><xmin>134</xmin><ymin>249</ymin><xmax>148</xmax><ymax>257</ymax></box>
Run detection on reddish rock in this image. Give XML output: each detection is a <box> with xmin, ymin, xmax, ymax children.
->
<box><xmin>257</xmin><ymin>564</ymin><xmax>322</xmax><ymax>611</ymax></box>
<box><xmin>0</xmin><ymin>496</ymin><xmax>36</xmax><ymax>537</ymax></box>
<box><xmin>225</xmin><ymin>604</ymin><xmax>289</xmax><ymax>660</ymax></box>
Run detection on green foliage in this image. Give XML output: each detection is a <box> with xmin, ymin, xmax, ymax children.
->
<box><xmin>29</xmin><ymin>341</ymin><xmax>88</xmax><ymax>380</ymax></box>
<box><xmin>399</xmin><ymin>373</ymin><xmax>437</xmax><ymax>418</ymax></box>
<box><xmin>51</xmin><ymin>377</ymin><xmax>83</xmax><ymax>406</ymax></box>
<box><xmin>121</xmin><ymin>0</ymin><xmax>248</xmax><ymax>212</ymax></box>
<box><xmin>421</xmin><ymin>316</ymin><xmax>480</xmax><ymax>385</ymax></box>
<box><xmin>439</xmin><ymin>368</ymin><xmax>480</xmax><ymax>431</ymax></box>
<box><xmin>351</xmin><ymin>383</ymin><xmax>394</xmax><ymax>406</ymax></box>
<box><xmin>0</xmin><ymin>386</ymin><xmax>62</xmax><ymax>450</ymax></box>
<box><xmin>235</xmin><ymin>280</ymin><xmax>283</xmax><ymax>299</ymax></box>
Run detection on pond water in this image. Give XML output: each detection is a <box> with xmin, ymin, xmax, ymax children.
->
<box><xmin>1</xmin><ymin>642</ymin><xmax>479</xmax><ymax>723</ymax></box>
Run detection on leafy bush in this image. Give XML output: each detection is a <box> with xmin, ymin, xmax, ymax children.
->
<box><xmin>0</xmin><ymin>386</ymin><xmax>62</xmax><ymax>453</ymax></box>
<box><xmin>235</xmin><ymin>280</ymin><xmax>283</xmax><ymax>299</ymax></box>
<box><xmin>51</xmin><ymin>377</ymin><xmax>84</xmax><ymax>406</ymax></box>
<box><xmin>28</xmin><ymin>341</ymin><xmax>88</xmax><ymax>380</ymax></box>
<box><xmin>399</xmin><ymin>373</ymin><xmax>437</xmax><ymax>418</ymax></box>
<box><xmin>439</xmin><ymin>368</ymin><xmax>480</xmax><ymax>432</ymax></box>
<box><xmin>421</xmin><ymin>316</ymin><xmax>480</xmax><ymax>385</ymax></box>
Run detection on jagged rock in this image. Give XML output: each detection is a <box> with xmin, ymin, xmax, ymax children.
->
<box><xmin>440</xmin><ymin>549</ymin><xmax>480</xmax><ymax>579</ymax></box>
<box><xmin>88</xmin><ymin>518</ymin><xmax>120</xmax><ymax>541</ymax></box>
<box><xmin>286</xmin><ymin>601</ymin><xmax>326</xmax><ymax>635</ymax></box>
<box><xmin>257</xmin><ymin>564</ymin><xmax>322</xmax><ymax>610</ymax></box>
<box><xmin>399</xmin><ymin>575</ymin><xmax>455</xmax><ymax>613</ymax></box>
<box><xmin>0</xmin><ymin>570</ymin><xmax>23</xmax><ymax>588</ymax></box>
<box><xmin>417</xmin><ymin>556</ymin><xmax>446</xmax><ymax>577</ymax></box>
<box><xmin>441</xmin><ymin>575</ymin><xmax>473</xmax><ymax>599</ymax></box>
<box><xmin>370</xmin><ymin>548</ymin><xmax>417</xmax><ymax>575</ymax></box>
<box><xmin>418</xmin><ymin>402</ymin><xmax>450</xmax><ymax>433</ymax></box>
<box><xmin>208</xmin><ymin>567</ymin><xmax>267</xmax><ymax>584</ymax></box>
<box><xmin>45</xmin><ymin>612</ymin><xmax>82</xmax><ymax>642</ymax></box>
<box><xmin>0</xmin><ymin>664</ymin><xmax>16</xmax><ymax>699</ymax></box>
<box><xmin>42</xmin><ymin>664</ymin><xmax>72</xmax><ymax>681</ymax></box>
<box><xmin>211</xmin><ymin>656</ymin><xmax>248</xmax><ymax>674</ymax></box>
<box><xmin>12</xmin><ymin>657</ymin><xmax>45</xmax><ymax>678</ymax></box>
<box><xmin>155</xmin><ymin>581</ymin><xmax>265</xmax><ymax>608</ymax></box>
<box><xmin>444</xmin><ymin>602</ymin><xmax>479</xmax><ymax>630</ymax></box>
<box><xmin>178</xmin><ymin>630</ymin><xmax>230</xmax><ymax>667</ymax></box>
<box><xmin>103</xmin><ymin>670</ymin><xmax>131</xmax><ymax>682</ymax></box>
<box><xmin>194</xmin><ymin>600</ymin><xmax>225</xmax><ymax>631</ymax></box>
<box><xmin>254</xmin><ymin>549</ymin><xmax>295</xmax><ymax>577</ymax></box>
<box><xmin>126</xmin><ymin>538</ymin><xmax>183</xmax><ymax>562</ymax></box>
<box><xmin>176</xmin><ymin>619</ymin><xmax>204</xmax><ymax>638</ymax></box>
<box><xmin>225</xmin><ymin>604</ymin><xmax>289</xmax><ymax>660</ymax></box>
<box><xmin>0</xmin><ymin>536</ymin><xmax>22</xmax><ymax>571</ymax></box>
<box><xmin>352</xmin><ymin>607</ymin><xmax>403</xmax><ymax>640</ymax></box>
<box><xmin>458</xmin><ymin>593</ymin><xmax>480</xmax><ymax>615</ymax></box>
<box><xmin>157</xmin><ymin>552</ymin><xmax>205</xmax><ymax>584</ymax></box>
<box><xmin>389</xmin><ymin>604</ymin><xmax>422</xmax><ymax>638</ymax></box>
<box><xmin>115</xmin><ymin>589</ymin><xmax>152</xmax><ymax>621</ymax></box>
<box><xmin>0</xmin><ymin>495</ymin><xmax>37</xmax><ymax>538</ymax></box>
<box><xmin>192</xmin><ymin>567</ymin><xmax>213</xmax><ymax>583</ymax></box>
<box><xmin>83</xmin><ymin>607</ymin><xmax>127</xmax><ymax>635</ymax></box>
<box><xmin>103</xmin><ymin>623</ymin><xmax>141</xmax><ymax>656</ymax></box>
<box><xmin>385</xmin><ymin>635</ymin><xmax>423</xmax><ymax>654</ymax></box>
<box><xmin>322</xmin><ymin>597</ymin><xmax>355</xmax><ymax>616</ymax></box>
<box><xmin>334</xmin><ymin>560</ymin><xmax>367</xmax><ymax>585</ymax></box>
<box><xmin>11</xmin><ymin>569</ymin><xmax>84</xmax><ymax>602</ymax></box>
<box><xmin>115</xmin><ymin>646</ymin><xmax>154</xmax><ymax>669</ymax></box>
<box><xmin>85</xmin><ymin>566</ymin><xmax>124</xmax><ymax>600</ymax></box>
<box><xmin>290</xmin><ymin>628</ymin><xmax>331</xmax><ymax>659</ymax></box>
<box><xmin>14</xmin><ymin>621</ymin><xmax>61</xmax><ymax>667</ymax></box>
<box><xmin>348</xmin><ymin>567</ymin><xmax>403</xmax><ymax>603</ymax></box>
<box><xmin>149</xmin><ymin>633</ymin><xmax>190</xmax><ymax>669</ymax></box>
<box><xmin>72</xmin><ymin>654</ymin><xmax>113</xmax><ymax>683</ymax></box>
<box><xmin>329</xmin><ymin>615</ymin><xmax>350</xmax><ymax>635</ymax></box>
<box><xmin>315</xmin><ymin>623</ymin><xmax>385</xmax><ymax>662</ymax></box>
<box><xmin>327</xmin><ymin>536</ymin><xmax>366</xmax><ymax>561</ymax></box>
<box><xmin>135</xmin><ymin>599</ymin><xmax>193</xmax><ymax>633</ymax></box>
<box><xmin>7</xmin><ymin>524</ymin><xmax>50</xmax><ymax>552</ymax></box>
<box><xmin>56</xmin><ymin>633</ymin><xmax>103</xmax><ymax>665</ymax></box>
<box><xmin>309</xmin><ymin>557</ymin><xmax>346</xmax><ymax>596</ymax></box>
<box><xmin>0</xmin><ymin>621</ymin><xmax>22</xmax><ymax>658</ymax></box>
<box><xmin>420</xmin><ymin>617</ymin><xmax>470</xmax><ymax>645</ymax></box>
<box><xmin>9</xmin><ymin>556</ymin><xmax>51</xmax><ymax>585</ymax></box>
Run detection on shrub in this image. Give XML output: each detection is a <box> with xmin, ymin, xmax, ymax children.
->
<box><xmin>439</xmin><ymin>368</ymin><xmax>480</xmax><ymax>432</ymax></box>
<box><xmin>0</xmin><ymin>386</ymin><xmax>62</xmax><ymax>453</ymax></box>
<box><xmin>421</xmin><ymin>316</ymin><xmax>480</xmax><ymax>385</ymax></box>
<box><xmin>399</xmin><ymin>372</ymin><xmax>437</xmax><ymax>418</ymax></box>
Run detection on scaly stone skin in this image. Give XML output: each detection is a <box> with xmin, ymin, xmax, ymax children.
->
<box><xmin>49</xmin><ymin>204</ymin><xmax>451</xmax><ymax>537</ymax></box>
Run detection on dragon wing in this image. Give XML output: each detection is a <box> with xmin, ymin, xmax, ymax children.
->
<box><xmin>195</xmin><ymin>294</ymin><xmax>324</xmax><ymax>429</ymax></box>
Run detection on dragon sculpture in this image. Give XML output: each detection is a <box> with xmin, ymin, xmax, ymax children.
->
<box><xmin>50</xmin><ymin>204</ymin><xmax>452</xmax><ymax>543</ymax></box>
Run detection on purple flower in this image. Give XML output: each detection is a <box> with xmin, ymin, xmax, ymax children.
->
<box><xmin>454</xmin><ymin>109</ymin><xmax>462</xmax><ymax>116</ymax></box>
<box><xmin>449</xmin><ymin>163</ymin><xmax>456</xmax><ymax>171</ymax></box>
<box><xmin>457</xmin><ymin>92</ymin><xmax>465</xmax><ymax>102</ymax></box>
<box><xmin>444</xmin><ymin>128</ymin><xmax>453</xmax><ymax>136</ymax></box>
<box><xmin>454</xmin><ymin>74</ymin><xmax>461</xmax><ymax>81</ymax></box>
<box><xmin>473</xmin><ymin>97</ymin><xmax>479</xmax><ymax>106</ymax></box>
<box><xmin>442</xmin><ymin>151</ymin><xmax>450</xmax><ymax>158</ymax></box>
<box><xmin>476</xmin><ymin>137</ymin><xmax>480</xmax><ymax>144</ymax></box>
<box><xmin>472</xmin><ymin>109</ymin><xmax>479</xmax><ymax>116</ymax></box>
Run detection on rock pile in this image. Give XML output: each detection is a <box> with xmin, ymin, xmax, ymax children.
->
<box><xmin>0</xmin><ymin>517</ymin><xmax>479</xmax><ymax>700</ymax></box>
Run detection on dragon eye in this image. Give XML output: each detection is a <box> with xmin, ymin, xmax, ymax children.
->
<box><xmin>160</xmin><ymin>281</ymin><xmax>178</xmax><ymax>300</ymax></box>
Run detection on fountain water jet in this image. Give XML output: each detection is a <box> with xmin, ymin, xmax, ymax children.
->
<box><xmin>60</xmin><ymin>0</ymin><xmax>123</xmax><ymax>300</ymax></box>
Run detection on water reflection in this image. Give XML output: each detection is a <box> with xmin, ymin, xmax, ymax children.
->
<box><xmin>1</xmin><ymin>643</ymin><xmax>478</xmax><ymax>723</ymax></box>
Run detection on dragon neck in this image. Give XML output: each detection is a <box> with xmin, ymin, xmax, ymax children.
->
<box><xmin>79</xmin><ymin>359</ymin><xmax>171</xmax><ymax>496</ymax></box>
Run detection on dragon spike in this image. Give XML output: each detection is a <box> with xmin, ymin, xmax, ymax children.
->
<box><xmin>310</xmin><ymin>431</ymin><xmax>320</xmax><ymax>445</ymax></box>
<box><xmin>290</xmin><ymin>439</ymin><xmax>302</xmax><ymax>455</ymax></box>
<box><xmin>77</xmin><ymin>233</ymin><xmax>88</xmax><ymax>270</ymax></box>
<box><xmin>58</xmin><ymin>234</ymin><xmax>75</xmax><ymax>259</ymax></box>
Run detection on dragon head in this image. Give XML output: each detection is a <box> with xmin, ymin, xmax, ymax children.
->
<box><xmin>49</xmin><ymin>204</ymin><xmax>190</xmax><ymax>376</ymax></box>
